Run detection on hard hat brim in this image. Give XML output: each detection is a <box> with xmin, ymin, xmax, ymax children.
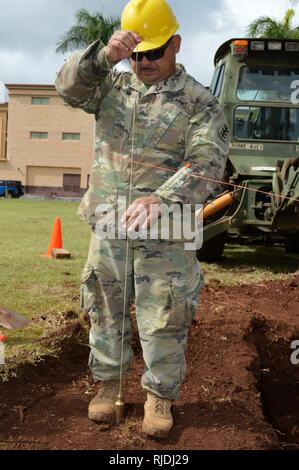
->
<box><xmin>133</xmin><ymin>25</ymin><xmax>179</xmax><ymax>52</ymax></box>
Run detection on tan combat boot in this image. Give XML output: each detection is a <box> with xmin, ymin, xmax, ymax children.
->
<box><xmin>88</xmin><ymin>380</ymin><xmax>119</xmax><ymax>423</ymax></box>
<box><xmin>142</xmin><ymin>392</ymin><xmax>173</xmax><ymax>438</ymax></box>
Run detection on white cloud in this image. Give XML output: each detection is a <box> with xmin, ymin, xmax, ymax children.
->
<box><xmin>185</xmin><ymin>0</ymin><xmax>298</xmax><ymax>85</ymax></box>
<box><xmin>0</xmin><ymin>49</ymin><xmax>63</xmax><ymax>84</ymax></box>
<box><xmin>227</xmin><ymin>0</ymin><xmax>288</xmax><ymax>30</ymax></box>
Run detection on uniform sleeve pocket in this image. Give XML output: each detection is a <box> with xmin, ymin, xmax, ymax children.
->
<box><xmin>145</xmin><ymin>105</ymin><xmax>183</xmax><ymax>147</ymax></box>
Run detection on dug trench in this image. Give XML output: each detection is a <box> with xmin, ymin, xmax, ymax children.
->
<box><xmin>0</xmin><ymin>276</ymin><xmax>298</xmax><ymax>450</ymax></box>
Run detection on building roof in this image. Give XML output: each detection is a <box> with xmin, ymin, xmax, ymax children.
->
<box><xmin>5</xmin><ymin>84</ymin><xmax>55</xmax><ymax>90</ymax></box>
<box><xmin>5</xmin><ymin>84</ymin><xmax>58</xmax><ymax>97</ymax></box>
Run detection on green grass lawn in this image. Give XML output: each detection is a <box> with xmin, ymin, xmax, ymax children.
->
<box><xmin>0</xmin><ymin>198</ymin><xmax>298</xmax><ymax>377</ymax></box>
<box><xmin>0</xmin><ymin>199</ymin><xmax>90</xmax><ymax>315</ymax></box>
<box><xmin>0</xmin><ymin>199</ymin><xmax>90</xmax><ymax>377</ymax></box>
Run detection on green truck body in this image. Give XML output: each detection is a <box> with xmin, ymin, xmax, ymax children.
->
<box><xmin>199</xmin><ymin>38</ymin><xmax>299</xmax><ymax>260</ymax></box>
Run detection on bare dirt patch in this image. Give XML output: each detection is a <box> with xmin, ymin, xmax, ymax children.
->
<box><xmin>0</xmin><ymin>276</ymin><xmax>299</xmax><ymax>450</ymax></box>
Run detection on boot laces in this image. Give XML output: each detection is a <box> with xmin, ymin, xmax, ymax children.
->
<box><xmin>98</xmin><ymin>381</ymin><xmax>118</xmax><ymax>399</ymax></box>
<box><xmin>153</xmin><ymin>396</ymin><xmax>171</xmax><ymax>415</ymax></box>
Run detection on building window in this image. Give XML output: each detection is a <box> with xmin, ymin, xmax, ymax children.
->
<box><xmin>62</xmin><ymin>133</ymin><xmax>81</xmax><ymax>141</ymax></box>
<box><xmin>31</xmin><ymin>97</ymin><xmax>50</xmax><ymax>105</ymax></box>
<box><xmin>30</xmin><ymin>132</ymin><xmax>48</xmax><ymax>140</ymax></box>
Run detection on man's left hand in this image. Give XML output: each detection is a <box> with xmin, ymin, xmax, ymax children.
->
<box><xmin>121</xmin><ymin>196</ymin><xmax>162</xmax><ymax>231</ymax></box>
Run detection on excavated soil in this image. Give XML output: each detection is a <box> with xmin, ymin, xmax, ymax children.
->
<box><xmin>0</xmin><ymin>275</ymin><xmax>299</xmax><ymax>450</ymax></box>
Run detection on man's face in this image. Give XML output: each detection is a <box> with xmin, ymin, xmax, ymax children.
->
<box><xmin>130</xmin><ymin>35</ymin><xmax>181</xmax><ymax>85</ymax></box>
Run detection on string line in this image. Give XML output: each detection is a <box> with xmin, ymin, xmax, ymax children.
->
<box><xmin>1</xmin><ymin>130</ymin><xmax>298</xmax><ymax>204</ymax></box>
<box><xmin>94</xmin><ymin>151</ymin><xmax>299</xmax><ymax>205</ymax></box>
<box><xmin>118</xmin><ymin>46</ymin><xmax>139</xmax><ymax>401</ymax></box>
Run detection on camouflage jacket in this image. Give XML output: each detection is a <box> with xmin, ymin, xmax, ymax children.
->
<box><xmin>55</xmin><ymin>40</ymin><xmax>229</xmax><ymax>226</ymax></box>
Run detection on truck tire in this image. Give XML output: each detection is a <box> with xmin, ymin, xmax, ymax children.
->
<box><xmin>285</xmin><ymin>232</ymin><xmax>299</xmax><ymax>255</ymax></box>
<box><xmin>197</xmin><ymin>233</ymin><xmax>226</xmax><ymax>262</ymax></box>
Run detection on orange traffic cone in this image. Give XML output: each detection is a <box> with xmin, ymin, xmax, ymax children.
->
<box><xmin>40</xmin><ymin>217</ymin><xmax>63</xmax><ymax>258</ymax></box>
<box><xmin>47</xmin><ymin>217</ymin><xmax>63</xmax><ymax>257</ymax></box>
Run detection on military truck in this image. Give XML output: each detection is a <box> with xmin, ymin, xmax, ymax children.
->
<box><xmin>198</xmin><ymin>38</ymin><xmax>299</xmax><ymax>261</ymax></box>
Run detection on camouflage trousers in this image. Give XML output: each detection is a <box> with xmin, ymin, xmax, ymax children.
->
<box><xmin>80</xmin><ymin>231</ymin><xmax>204</xmax><ymax>399</ymax></box>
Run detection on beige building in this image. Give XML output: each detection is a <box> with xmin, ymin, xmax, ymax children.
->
<box><xmin>0</xmin><ymin>103</ymin><xmax>8</xmax><ymax>162</ymax></box>
<box><xmin>0</xmin><ymin>84</ymin><xmax>94</xmax><ymax>196</ymax></box>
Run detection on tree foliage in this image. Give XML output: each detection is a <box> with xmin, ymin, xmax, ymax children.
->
<box><xmin>56</xmin><ymin>9</ymin><xmax>120</xmax><ymax>54</ymax></box>
<box><xmin>246</xmin><ymin>8</ymin><xmax>299</xmax><ymax>39</ymax></box>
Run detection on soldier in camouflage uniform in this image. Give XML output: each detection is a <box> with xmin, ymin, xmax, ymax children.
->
<box><xmin>55</xmin><ymin>3</ymin><xmax>229</xmax><ymax>438</ymax></box>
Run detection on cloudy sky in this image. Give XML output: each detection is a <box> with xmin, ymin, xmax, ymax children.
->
<box><xmin>0</xmin><ymin>0</ymin><xmax>294</xmax><ymax>101</ymax></box>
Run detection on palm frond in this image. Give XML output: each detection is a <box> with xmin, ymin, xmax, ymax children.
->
<box><xmin>246</xmin><ymin>9</ymin><xmax>299</xmax><ymax>39</ymax></box>
<box><xmin>56</xmin><ymin>26</ymin><xmax>87</xmax><ymax>53</ymax></box>
<box><xmin>56</xmin><ymin>9</ymin><xmax>120</xmax><ymax>54</ymax></box>
<box><xmin>284</xmin><ymin>8</ymin><xmax>295</xmax><ymax>30</ymax></box>
<box><xmin>246</xmin><ymin>16</ymin><xmax>278</xmax><ymax>38</ymax></box>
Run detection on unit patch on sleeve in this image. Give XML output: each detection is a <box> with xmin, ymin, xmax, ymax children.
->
<box><xmin>219</xmin><ymin>124</ymin><xmax>230</xmax><ymax>142</ymax></box>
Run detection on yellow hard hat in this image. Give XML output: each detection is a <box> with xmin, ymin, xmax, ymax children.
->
<box><xmin>121</xmin><ymin>0</ymin><xmax>180</xmax><ymax>52</ymax></box>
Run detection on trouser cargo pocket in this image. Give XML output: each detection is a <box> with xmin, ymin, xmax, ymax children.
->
<box><xmin>167</xmin><ymin>266</ymin><xmax>204</xmax><ymax>330</ymax></box>
<box><xmin>80</xmin><ymin>264</ymin><xmax>100</xmax><ymax>315</ymax></box>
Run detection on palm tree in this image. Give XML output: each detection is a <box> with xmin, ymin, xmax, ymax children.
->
<box><xmin>246</xmin><ymin>7</ymin><xmax>299</xmax><ymax>39</ymax></box>
<box><xmin>56</xmin><ymin>9</ymin><xmax>120</xmax><ymax>54</ymax></box>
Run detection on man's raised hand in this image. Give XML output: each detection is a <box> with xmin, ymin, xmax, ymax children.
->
<box><xmin>106</xmin><ymin>30</ymin><xmax>141</xmax><ymax>65</ymax></box>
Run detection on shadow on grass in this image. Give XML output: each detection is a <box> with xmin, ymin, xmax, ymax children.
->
<box><xmin>220</xmin><ymin>244</ymin><xmax>299</xmax><ymax>275</ymax></box>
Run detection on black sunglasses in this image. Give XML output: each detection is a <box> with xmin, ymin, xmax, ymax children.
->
<box><xmin>131</xmin><ymin>36</ymin><xmax>174</xmax><ymax>62</ymax></box>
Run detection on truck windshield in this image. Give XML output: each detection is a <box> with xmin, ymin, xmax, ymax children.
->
<box><xmin>237</xmin><ymin>66</ymin><xmax>299</xmax><ymax>102</ymax></box>
<box><xmin>234</xmin><ymin>106</ymin><xmax>299</xmax><ymax>142</ymax></box>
